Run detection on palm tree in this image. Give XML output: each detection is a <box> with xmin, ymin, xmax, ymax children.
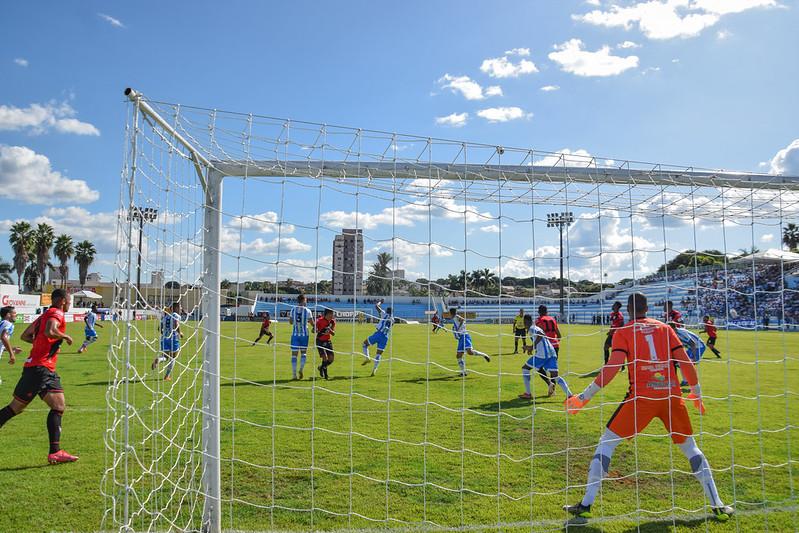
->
<box><xmin>0</xmin><ymin>258</ymin><xmax>13</xmax><ymax>285</ymax></box>
<box><xmin>53</xmin><ymin>234</ymin><xmax>74</xmax><ymax>289</ymax></box>
<box><xmin>74</xmin><ymin>240</ymin><xmax>97</xmax><ymax>288</ymax></box>
<box><xmin>737</xmin><ymin>246</ymin><xmax>760</xmax><ymax>258</ymax></box>
<box><xmin>33</xmin><ymin>223</ymin><xmax>55</xmax><ymax>291</ymax></box>
<box><xmin>366</xmin><ymin>252</ymin><xmax>393</xmax><ymax>296</ymax></box>
<box><xmin>23</xmin><ymin>263</ymin><xmax>38</xmax><ymax>292</ymax></box>
<box><xmin>9</xmin><ymin>221</ymin><xmax>33</xmax><ymax>291</ymax></box>
<box><xmin>473</xmin><ymin>268</ymin><xmax>499</xmax><ymax>293</ymax></box>
<box><xmin>783</xmin><ymin>223</ymin><xmax>799</xmax><ymax>252</ymax></box>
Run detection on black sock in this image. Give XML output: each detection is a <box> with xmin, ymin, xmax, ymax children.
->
<box><xmin>537</xmin><ymin>367</ymin><xmax>551</xmax><ymax>385</ymax></box>
<box><xmin>47</xmin><ymin>409</ymin><xmax>63</xmax><ymax>454</ymax></box>
<box><xmin>0</xmin><ymin>405</ymin><xmax>17</xmax><ymax>428</ymax></box>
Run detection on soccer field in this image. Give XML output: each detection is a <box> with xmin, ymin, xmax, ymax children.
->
<box><xmin>0</xmin><ymin>321</ymin><xmax>797</xmax><ymax>532</ymax></box>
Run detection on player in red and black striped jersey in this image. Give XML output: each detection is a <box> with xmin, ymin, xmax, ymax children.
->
<box><xmin>603</xmin><ymin>301</ymin><xmax>625</xmax><ymax>367</ymax></box>
<box><xmin>665</xmin><ymin>301</ymin><xmax>684</xmax><ymax>329</ymax></box>
<box><xmin>0</xmin><ymin>289</ymin><xmax>78</xmax><ymax>464</ymax></box>
<box><xmin>252</xmin><ymin>312</ymin><xmax>274</xmax><ymax>346</ymax></box>
<box><xmin>702</xmin><ymin>315</ymin><xmax>722</xmax><ymax>358</ymax></box>
<box><xmin>316</xmin><ymin>309</ymin><xmax>336</xmax><ymax>379</ymax></box>
<box><xmin>535</xmin><ymin>305</ymin><xmax>562</xmax><ymax>386</ymax></box>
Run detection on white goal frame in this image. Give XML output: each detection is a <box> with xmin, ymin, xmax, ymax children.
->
<box><xmin>119</xmin><ymin>87</ymin><xmax>799</xmax><ymax>533</ymax></box>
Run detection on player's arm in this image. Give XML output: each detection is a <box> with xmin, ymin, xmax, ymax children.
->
<box><xmin>567</xmin><ymin>332</ymin><xmax>627</xmax><ymax>413</ymax></box>
<box><xmin>670</xmin><ymin>333</ymin><xmax>705</xmax><ymax>412</ymax></box>
<box><xmin>175</xmin><ymin>316</ymin><xmax>184</xmax><ymax>338</ymax></box>
<box><xmin>1</xmin><ymin>331</ymin><xmax>20</xmax><ymax>364</ymax></box>
<box><xmin>554</xmin><ymin>325</ymin><xmax>562</xmax><ymax>340</ymax></box>
<box><xmin>45</xmin><ymin>317</ymin><xmax>73</xmax><ymax>345</ymax></box>
<box><xmin>375</xmin><ymin>300</ymin><xmax>384</xmax><ymax>315</ymax></box>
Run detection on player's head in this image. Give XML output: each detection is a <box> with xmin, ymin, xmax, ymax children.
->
<box><xmin>449</xmin><ymin>307</ymin><xmax>457</xmax><ymax>318</ymax></box>
<box><xmin>171</xmin><ymin>301</ymin><xmax>181</xmax><ymax>313</ymax></box>
<box><xmin>386</xmin><ymin>306</ymin><xmax>393</xmax><ymax>315</ymax></box>
<box><xmin>265</xmin><ymin>311</ymin><xmax>270</xmax><ymax>319</ymax></box>
<box><xmin>51</xmin><ymin>288</ymin><xmax>68</xmax><ymax>311</ymax></box>
<box><xmin>518</xmin><ymin>308</ymin><xmax>524</xmax><ymax>316</ymax></box>
<box><xmin>538</xmin><ymin>305</ymin><xmax>547</xmax><ymax>317</ymax></box>
<box><xmin>665</xmin><ymin>300</ymin><xmax>673</xmax><ymax>310</ymax></box>
<box><xmin>0</xmin><ymin>306</ymin><xmax>15</xmax><ymax>321</ymax></box>
<box><xmin>91</xmin><ymin>303</ymin><xmax>98</xmax><ymax>312</ymax></box>
<box><xmin>523</xmin><ymin>314</ymin><xmax>533</xmax><ymax>328</ymax></box>
<box><xmin>298</xmin><ymin>294</ymin><xmax>306</xmax><ymax>305</ymax></box>
<box><xmin>324</xmin><ymin>308</ymin><xmax>334</xmax><ymax>319</ymax></box>
<box><xmin>627</xmin><ymin>292</ymin><xmax>648</xmax><ymax>319</ymax></box>
<box><xmin>703</xmin><ymin>314</ymin><xmax>710</xmax><ymax>322</ymax></box>
<box><xmin>612</xmin><ymin>301</ymin><xmax>622</xmax><ymax>311</ymax></box>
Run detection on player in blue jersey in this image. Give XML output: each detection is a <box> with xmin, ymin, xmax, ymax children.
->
<box><xmin>518</xmin><ymin>314</ymin><xmax>573</xmax><ymax>400</ymax></box>
<box><xmin>151</xmin><ymin>302</ymin><xmax>183</xmax><ymax>381</ymax></box>
<box><xmin>0</xmin><ymin>306</ymin><xmax>22</xmax><ymax>386</ymax></box>
<box><xmin>362</xmin><ymin>300</ymin><xmax>394</xmax><ymax>376</ymax></box>
<box><xmin>675</xmin><ymin>327</ymin><xmax>706</xmax><ymax>386</ymax></box>
<box><xmin>289</xmin><ymin>294</ymin><xmax>315</xmax><ymax>380</ymax></box>
<box><xmin>78</xmin><ymin>304</ymin><xmax>103</xmax><ymax>354</ymax></box>
<box><xmin>448</xmin><ymin>308</ymin><xmax>490</xmax><ymax>377</ymax></box>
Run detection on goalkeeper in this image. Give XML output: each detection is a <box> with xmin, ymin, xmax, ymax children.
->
<box><xmin>563</xmin><ymin>292</ymin><xmax>733</xmax><ymax>522</ymax></box>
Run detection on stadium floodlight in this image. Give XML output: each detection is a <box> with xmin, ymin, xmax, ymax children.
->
<box><xmin>546</xmin><ymin>211</ymin><xmax>574</xmax><ymax>320</ymax></box>
<box><xmin>103</xmin><ymin>88</ymin><xmax>799</xmax><ymax>533</ymax></box>
<box><xmin>128</xmin><ymin>206</ymin><xmax>158</xmax><ymax>308</ymax></box>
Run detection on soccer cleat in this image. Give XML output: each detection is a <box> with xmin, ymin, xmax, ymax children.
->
<box><xmin>151</xmin><ymin>358</ymin><xmax>159</xmax><ymax>370</ymax></box>
<box><xmin>292</xmin><ymin>374</ymin><xmax>297</xmax><ymax>381</ymax></box>
<box><xmin>711</xmin><ymin>505</ymin><xmax>734</xmax><ymax>521</ymax></box>
<box><xmin>563</xmin><ymin>502</ymin><xmax>592</xmax><ymax>518</ymax></box>
<box><xmin>518</xmin><ymin>392</ymin><xmax>532</xmax><ymax>400</ymax></box>
<box><xmin>483</xmin><ymin>354</ymin><xmax>491</xmax><ymax>363</ymax></box>
<box><xmin>361</xmin><ymin>356</ymin><xmax>371</xmax><ymax>366</ymax></box>
<box><xmin>318</xmin><ymin>365</ymin><xmax>324</xmax><ymax>378</ymax></box>
<box><xmin>680</xmin><ymin>380</ymin><xmax>689</xmax><ymax>387</ymax></box>
<box><xmin>164</xmin><ymin>375</ymin><xmax>172</xmax><ymax>382</ymax></box>
<box><xmin>547</xmin><ymin>382</ymin><xmax>556</xmax><ymax>397</ymax></box>
<box><xmin>459</xmin><ymin>371</ymin><xmax>468</xmax><ymax>377</ymax></box>
<box><xmin>48</xmin><ymin>450</ymin><xmax>79</xmax><ymax>464</ymax></box>
<box><xmin>298</xmin><ymin>370</ymin><xmax>304</xmax><ymax>380</ymax></box>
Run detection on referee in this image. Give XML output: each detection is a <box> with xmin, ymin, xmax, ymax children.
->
<box><xmin>513</xmin><ymin>308</ymin><xmax>527</xmax><ymax>354</ymax></box>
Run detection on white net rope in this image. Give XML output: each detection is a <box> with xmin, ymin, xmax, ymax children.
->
<box><xmin>103</xmin><ymin>94</ymin><xmax>799</xmax><ymax>532</ymax></box>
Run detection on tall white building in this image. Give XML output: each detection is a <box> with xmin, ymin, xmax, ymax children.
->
<box><xmin>332</xmin><ymin>229</ymin><xmax>363</xmax><ymax>295</ymax></box>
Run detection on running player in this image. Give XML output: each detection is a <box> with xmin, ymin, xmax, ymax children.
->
<box><xmin>518</xmin><ymin>314</ymin><xmax>572</xmax><ymax>400</ymax></box>
<box><xmin>252</xmin><ymin>312</ymin><xmax>274</xmax><ymax>346</ymax></box>
<box><xmin>513</xmin><ymin>308</ymin><xmax>527</xmax><ymax>354</ymax></box>
<box><xmin>564</xmin><ymin>292</ymin><xmax>733</xmax><ymax>522</ymax></box>
<box><xmin>151</xmin><ymin>302</ymin><xmax>183</xmax><ymax>381</ymax></box>
<box><xmin>448</xmin><ymin>308</ymin><xmax>491</xmax><ymax>377</ymax></box>
<box><xmin>0</xmin><ymin>289</ymin><xmax>78</xmax><ymax>464</ymax></box>
<box><xmin>289</xmin><ymin>294</ymin><xmax>315</xmax><ymax>380</ymax></box>
<box><xmin>431</xmin><ymin>311</ymin><xmax>443</xmax><ymax>333</ymax></box>
<box><xmin>603</xmin><ymin>301</ymin><xmax>624</xmax><ymax>366</ymax></box>
<box><xmin>362</xmin><ymin>300</ymin><xmax>394</xmax><ymax>376</ymax></box>
<box><xmin>675</xmin><ymin>327</ymin><xmax>706</xmax><ymax>386</ymax></box>
<box><xmin>77</xmin><ymin>304</ymin><xmax>103</xmax><ymax>354</ymax></box>
<box><xmin>665</xmin><ymin>300</ymin><xmax>684</xmax><ymax>329</ymax></box>
<box><xmin>316</xmin><ymin>309</ymin><xmax>336</xmax><ymax>379</ymax></box>
<box><xmin>536</xmin><ymin>305</ymin><xmax>561</xmax><ymax>354</ymax></box>
<box><xmin>702</xmin><ymin>315</ymin><xmax>722</xmax><ymax>358</ymax></box>
<box><xmin>0</xmin><ymin>306</ymin><xmax>22</xmax><ymax>386</ymax></box>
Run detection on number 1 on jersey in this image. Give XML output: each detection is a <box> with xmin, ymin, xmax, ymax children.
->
<box><xmin>644</xmin><ymin>334</ymin><xmax>658</xmax><ymax>361</ymax></box>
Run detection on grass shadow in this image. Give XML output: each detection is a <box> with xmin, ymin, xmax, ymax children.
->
<box><xmin>0</xmin><ymin>463</ymin><xmax>51</xmax><ymax>472</ymax></box>
<box><xmin>398</xmin><ymin>375</ymin><xmax>468</xmax><ymax>384</ymax></box>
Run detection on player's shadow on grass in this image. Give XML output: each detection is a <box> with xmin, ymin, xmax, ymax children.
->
<box><xmin>0</xmin><ymin>463</ymin><xmax>50</xmax><ymax>472</ymax></box>
<box><xmin>220</xmin><ymin>376</ymin><xmax>365</xmax><ymax>387</ymax></box>
<box><xmin>398</xmin><ymin>375</ymin><xmax>471</xmax><ymax>384</ymax></box>
<box><xmin>471</xmin><ymin>397</ymin><xmax>560</xmax><ymax>412</ymax></box>
<box><xmin>565</xmin><ymin>514</ymin><xmax>721</xmax><ymax>532</ymax></box>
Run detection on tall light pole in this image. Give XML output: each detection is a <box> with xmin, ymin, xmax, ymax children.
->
<box><xmin>129</xmin><ymin>206</ymin><xmax>158</xmax><ymax>308</ymax></box>
<box><xmin>547</xmin><ymin>211</ymin><xmax>574</xmax><ymax>322</ymax></box>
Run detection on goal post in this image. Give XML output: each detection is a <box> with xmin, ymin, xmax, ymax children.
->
<box><xmin>102</xmin><ymin>88</ymin><xmax>799</xmax><ymax>533</ymax></box>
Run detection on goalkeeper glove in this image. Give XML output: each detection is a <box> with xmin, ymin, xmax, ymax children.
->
<box><xmin>565</xmin><ymin>382</ymin><xmax>601</xmax><ymax>415</ymax></box>
<box><xmin>687</xmin><ymin>384</ymin><xmax>706</xmax><ymax>414</ymax></box>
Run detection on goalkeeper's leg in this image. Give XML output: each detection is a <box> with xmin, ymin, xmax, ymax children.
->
<box><xmin>678</xmin><ymin>436</ymin><xmax>732</xmax><ymax>518</ymax></box>
<box><xmin>565</xmin><ymin>428</ymin><xmax>623</xmax><ymax>517</ymax></box>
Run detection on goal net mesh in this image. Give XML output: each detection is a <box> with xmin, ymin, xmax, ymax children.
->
<box><xmin>102</xmin><ymin>94</ymin><xmax>799</xmax><ymax>531</ymax></box>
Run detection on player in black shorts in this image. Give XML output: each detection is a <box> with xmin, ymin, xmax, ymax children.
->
<box><xmin>316</xmin><ymin>309</ymin><xmax>336</xmax><ymax>380</ymax></box>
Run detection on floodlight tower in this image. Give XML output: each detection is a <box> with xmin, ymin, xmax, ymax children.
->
<box><xmin>547</xmin><ymin>211</ymin><xmax>574</xmax><ymax>321</ymax></box>
<box><xmin>129</xmin><ymin>206</ymin><xmax>158</xmax><ymax>308</ymax></box>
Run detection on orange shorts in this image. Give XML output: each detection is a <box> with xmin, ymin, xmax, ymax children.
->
<box><xmin>607</xmin><ymin>396</ymin><xmax>693</xmax><ymax>444</ymax></box>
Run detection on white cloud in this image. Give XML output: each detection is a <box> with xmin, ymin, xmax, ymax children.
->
<box><xmin>476</xmin><ymin>106</ymin><xmax>532</xmax><ymax>123</ymax></box>
<box><xmin>481</xmin><ymin>224</ymin><xmax>501</xmax><ymax>233</ymax></box>
<box><xmin>534</xmin><ymin>148</ymin><xmax>594</xmax><ymax>167</ymax></box>
<box><xmin>480</xmin><ymin>56</ymin><xmax>539</xmax><ymax>78</ymax></box>
<box><xmin>227</xmin><ymin>211</ymin><xmax>294</xmax><ymax>234</ymax></box>
<box><xmin>369</xmin><ymin>239</ymin><xmax>453</xmax><ymax>270</ymax></box>
<box><xmin>572</xmin><ymin>0</ymin><xmax>774</xmax><ymax>40</ymax></box>
<box><xmin>761</xmin><ymin>233</ymin><xmax>774</xmax><ymax>243</ymax></box>
<box><xmin>618</xmin><ymin>40</ymin><xmax>642</xmax><ymax>48</ymax></box>
<box><xmin>438</xmin><ymin>74</ymin><xmax>502</xmax><ymax>100</ymax></box>
<box><xmin>98</xmin><ymin>13</ymin><xmax>125</xmax><ymax>28</ymax></box>
<box><xmin>13</xmin><ymin>58</ymin><xmax>28</xmax><ymax>67</ymax></box>
<box><xmin>504</xmin><ymin>47</ymin><xmax>531</xmax><ymax>56</ymax></box>
<box><xmin>0</xmin><ymin>145</ymin><xmax>100</xmax><ymax>205</ymax></box>
<box><xmin>769</xmin><ymin>139</ymin><xmax>799</xmax><ymax>176</ymax></box>
<box><xmin>585</xmin><ymin>0</ymin><xmax>601</xmax><ymax>5</ymax></box>
<box><xmin>540</xmin><ymin>85</ymin><xmax>560</xmax><ymax>92</ymax></box>
<box><xmin>549</xmin><ymin>39</ymin><xmax>639</xmax><ymax>77</ymax></box>
<box><xmin>693</xmin><ymin>0</ymin><xmax>776</xmax><ymax>15</ymax></box>
<box><xmin>435</xmin><ymin>112</ymin><xmax>469</xmax><ymax>127</ymax></box>
<box><xmin>238</xmin><ymin>237</ymin><xmax>311</xmax><ymax>255</ymax></box>
<box><xmin>716</xmin><ymin>29</ymin><xmax>732</xmax><ymax>39</ymax></box>
<box><xmin>671</xmin><ymin>58</ymin><xmax>680</xmax><ymax>63</ymax></box>
<box><xmin>0</xmin><ymin>101</ymin><xmax>100</xmax><ymax>136</ymax></box>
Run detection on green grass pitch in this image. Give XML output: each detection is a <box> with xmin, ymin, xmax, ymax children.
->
<box><xmin>0</xmin><ymin>321</ymin><xmax>797</xmax><ymax>532</ymax></box>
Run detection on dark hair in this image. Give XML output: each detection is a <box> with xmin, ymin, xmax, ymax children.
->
<box><xmin>324</xmin><ymin>308</ymin><xmax>334</xmax><ymax>316</ymax></box>
<box><xmin>628</xmin><ymin>292</ymin><xmax>648</xmax><ymax>311</ymax></box>
<box><xmin>298</xmin><ymin>294</ymin><xmax>307</xmax><ymax>303</ymax></box>
<box><xmin>0</xmin><ymin>306</ymin><xmax>14</xmax><ymax>319</ymax></box>
<box><xmin>51</xmin><ymin>288</ymin><xmax>67</xmax><ymax>302</ymax></box>
<box><xmin>386</xmin><ymin>306</ymin><xmax>393</xmax><ymax>315</ymax></box>
<box><xmin>665</xmin><ymin>300</ymin><xmax>673</xmax><ymax>308</ymax></box>
<box><xmin>538</xmin><ymin>305</ymin><xmax>547</xmax><ymax>316</ymax></box>
<box><xmin>612</xmin><ymin>301</ymin><xmax>622</xmax><ymax>309</ymax></box>
<box><xmin>91</xmin><ymin>303</ymin><xmax>98</xmax><ymax>311</ymax></box>
<box><xmin>523</xmin><ymin>313</ymin><xmax>533</xmax><ymax>325</ymax></box>
<box><xmin>449</xmin><ymin>307</ymin><xmax>458</xmax><ymax>316</ymax></box>
<box><xmin>171</xmin><ymin>301</ymin><xmax>180</xmax><ymax>310</ymax></box>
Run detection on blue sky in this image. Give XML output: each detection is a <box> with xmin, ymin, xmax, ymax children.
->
<box><xmin>1</xmin><ymin>1</ymin><xmax>798</xmax><ymax>286</ymax></box>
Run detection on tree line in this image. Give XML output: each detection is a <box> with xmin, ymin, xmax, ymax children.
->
<box><xmin>1</xmin><ymin>221</ymin><xmax>97</xmax><ymax>293</ymax></box>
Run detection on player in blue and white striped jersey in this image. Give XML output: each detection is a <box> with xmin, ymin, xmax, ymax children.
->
<box><xmin>361</xmin><ymin>300</ymin><xmax>394</xmax><ymax>376</ymax></box>
<box><xmin>675</xmin><ymin>327</ymin><xmax>706</xmax><ymax>386</ymax></box>
<box><xmin>151</xmin><ymin>302</ymin><xmax>183</xmax><ymax>381</ymax></box>
<box><xmin>518</xmin><ymin>314</ymin><xmax>572</xmax><ymax>400</ymax></box>
<box><xmin>78</xmin><ymin>304</ymin><xmax>103</xmax><ymax>354</ymax></box>
<box><xmin>0</xmin><ymin>306</ymin><xmax>22</xmax><ymax>386</ymax></box>
<box><xmin>448</xmin><ymin>308</ymin><xmax>490</xmax><ymax>377</ymax></box>
<box><xmin>289</xmin><ymin>294</ymin><xmax>315</xmax><ymax>380</ymax></box>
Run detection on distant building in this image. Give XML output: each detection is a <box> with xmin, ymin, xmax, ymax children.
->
<box><xmin>332</xmin><ymin>229</ymin><xmax>363</xmax><ymax>295</ymax></box>
<box><xmin>391</xmin><ymin>269</ymin><xmax>405</xmax><ymax>281</ymax></box>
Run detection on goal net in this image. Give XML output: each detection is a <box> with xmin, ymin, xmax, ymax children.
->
<box><xmin>102</xmin><ymin>89</ymin><xmax>799</xmax><ymax>532</ymax></box>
